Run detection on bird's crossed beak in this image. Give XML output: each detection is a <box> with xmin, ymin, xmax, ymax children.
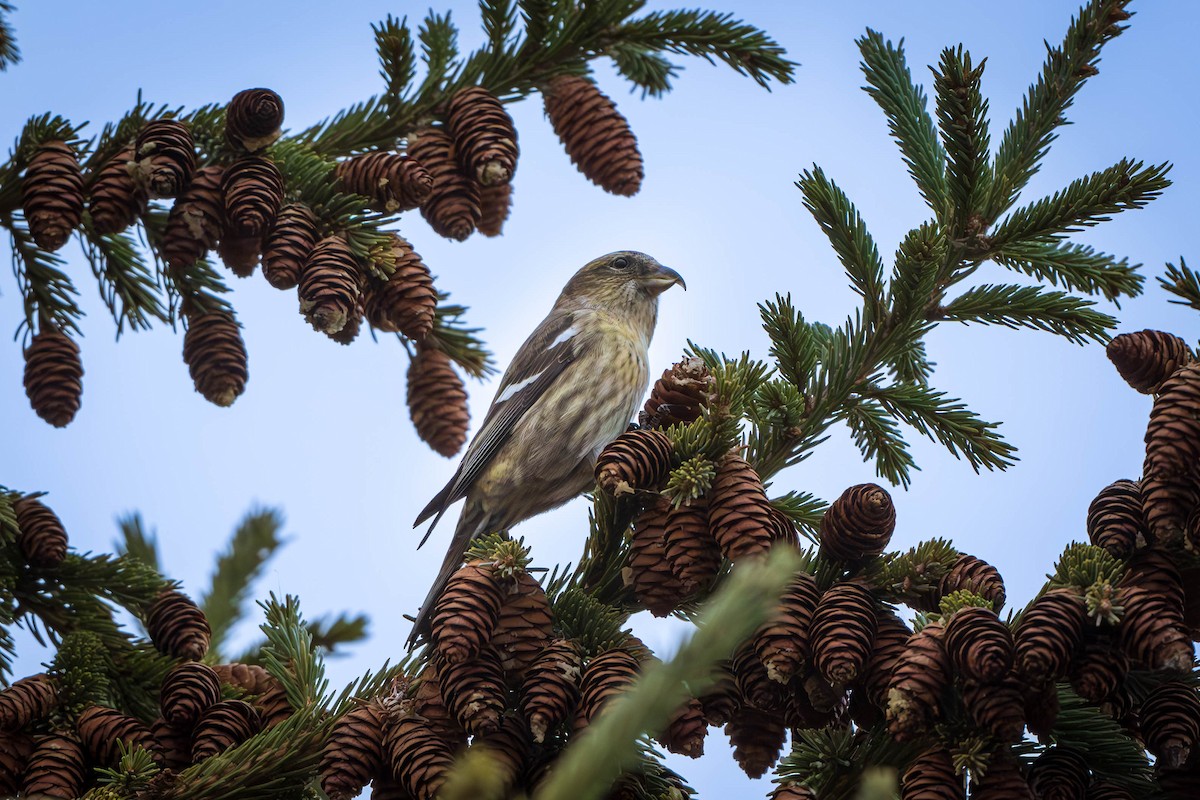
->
<box><xmin>640</xmin><ymin>264</ymin><xmax>686</xmax><ymax>295</ymax></box>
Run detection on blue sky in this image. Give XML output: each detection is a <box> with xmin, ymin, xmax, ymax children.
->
<box><xmin>4</xmin><ymin>1</ymin><xmax>1200</xmax><ymax>796</ymax></box>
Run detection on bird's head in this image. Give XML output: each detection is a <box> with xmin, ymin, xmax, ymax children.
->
<box><xmin>560</xmin><ymin>251</ymin><xmax>685</xmax><ymax>313</ymax></box>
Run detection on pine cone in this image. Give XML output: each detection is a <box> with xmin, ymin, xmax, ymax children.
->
<box><xmin>1140</xmin><ymin>682</ymin><xmax>1200</xmax><ymax>769</ymax></box>
<box><xmin>1028</xmin><ymin>746</ymin><xmax>1090</xmax><ymax>800</ymax></box>
<box><xmin>300</xmin><ymin>235</ymin><xmax>363</xmax><ymax>335</ymax></box>
<box><xmin>1119</xmin><ymin>585</ymin><xmax>1193</xmax><ymax>671</ymax></box>
<box><xmin>149</xmin><ymin>717</ymin><xmax>191</xmax><ymax>770</ymax></box>
<box><xmin>23</xmin><ymin>327</ymin><xmax>83</xmax><ymax>428</ymax></box>
<box><xmin>145</xmin><ymin>588</ymin><xmax>211</xmax><ymax>660</ymax></box>
<box><xmin>1144</xmin><ymin>361</ymin><xmax>1200</xmax><ymax>478</ymax></box>
<box><xmin>1107</xmin><ymin>329</ymin><xmax>1194</xmax><ymax>394</ymax></box>
<box><xmin>1086</xmin><ymin>479</ymin><xmax>1147</xmax><ymax>559</ymax></box>
<box><xmin>809</xmin><ymin>580</ymin><xmax>878</xmax><ymax>688</ymax></box>
<box><xmin>13</xmin><ymin>496</ymin><xmax>68</xmax><ymax>569</ymax></box>
<box><xmin>21</xmin><ymin>140</ymin><xmax>84</xmax><ymax>251</ymax></box>
<box><xmin>212</xmin><ymin>663</ymin><xmax>276</xmax><ymax>695</ymax></box>
<box><xmin>493</xmin><ymin>571</ymin><xmax>554</xmax><ymax>680</ymax></box>
<box><xmin>624</xmin><ymin>496</ymin><xmax>686</xmax><ymax>616</ymax></box>
<box><xmin>447</xmin><ymin>86</ymin><xmax>519</xmax><ymax>186</ymax></box>
<box><xmin>407</xmin><ymin>345</ymin><xmax>469</xmax><ymax>457</ymax></box>
<box><xmin>731</xmin><ymin>641</ymin><xmax>784</xmax><ymax>711</ymax></box>
<box><xmin>642</xmin><ymin>357</ymin><xmax>715</xmax><ymax>429</ymax></box>
<box><xmin>76</xmin><ymin>705</ymin><xmax>156</xmax><ymax>766</ymax></box>
<box><xmin>970</xmin><ymin>755</ymin><xmax>1034</xmax><ymax>800</ymax></box>
<box><xmin>1122</xmin><ymin>549</ymin><xmax>1185</xmax><ymax>607</ymax></box>
<box><xmin>385</xmin><ymin>713</ymin><xmax>454</xmax><ymax>800</ymax></box>
<box><xmin>663</xmin><ymin>498</ymin><xmax>721</xmax><ymax>595</ymax></box>
<box><xmin>437</xmin><ymin>646</ymin><xmax>507</xmax><ymax>735</ymax></box>
<box><xmin>656</xmin><ymin>697</ymin><xmax>706</xmax><ymax>758</ymax></box>
<box><xmin>261</xmin><ymin>203</ymin><xmax>318</xmax><ymax>290</ymax></box>
<box><xmin>753</xmin><ymin>570</ymin><xmax>820</xmax><ymax>685</ymax></box>
<box><xmin>336</xmin><ymin>152</ymin><xmax>433</xmax><ymax>213</ymax></box>
<box><xmin>1141</xmin><ymin>472</ymin><xmax>1197</xmax><ymax>549</ymax></box>
<box><xmin>22</xmin><ymin>733</ymin><xmax>86</xmax><ymax>799</ymax></box>
<box><xmin>0</xmin><ymin>673</ymin><xmax>58</xmax><ymax>730</ymax></box>
<box><xmin>364</xmin><ymin>234</ymin><xmax>436</xmax><ymax>339</ymax></box>
<box><xmin>88</xmin><ymin>145</ymin><xmax>145</xmax><ymax>234</ymax></box>
<box><xmin>961</xmin><ymin>678</ymin><xmax>1025</xmax><ymax>742</ymax></box>
<box><xmin>1015</xmin><ymin>588</ymin><xmax>1086</xmax><ymax>684</ymax></box>
<box><xmin>595</xmin><ymin>429</ymin><xmax>673</xmax><ymax>497</ymax></box>
<box><xmin>940</xmin><ymin>553</ymin><xmax>1006</xmax><ymax>612</ymax></box>
<box><xmin>820</xmin><ymin>483</ymin><xmax>897</xmax><ymax>562</ymax></box>
<box><xmin>859</xmin><ymin>608</ymin><xmax>912</xmax><ymax>713</ymax></box>
<box><xmin>408</xmin><ymin>126</ymin><xmax>481</xmax><ymax>240</ymax></box>
<box><xmin>162</xmin><ymin>164</ymin><xmax>225</xmax><ymax>270</ymax></box>
<box><xmin>191</xmin><ymin>699</ymin><xmax>262</xmax><ymax>761</ymax></box>
<box><xmin>216</xmin><ymin>233</ymin><xmax>262</xmax><ymax>277</ymax></box>
<box><xmin>160</xmin><ymin>661</ymin><xmax>221</xmax><ymax>727</ymax></box>
<box><xmin>0</xmin><ymin>730</ymin><xmax>32</xmax><ymax>796</ymax></box>
<box><xmin>182</xmin><ymin>309</ymin><xmax>249</xmax><ymax>407</ymax></box>
<box><xmin>225</xmin><ymin>88</ymin><xmax>284</xmax><ymax>152</ymax></box>
<box><xmin>696</xmin><ymin>660</ymin><xmax>740</xmax><ymax>727</ymax></box>
<box><xmin>1069</xmin><ymin>636</ymin><xmax>1127</xmax><ymax>703</ymax></box>
<box><xmin>575</xmin><ymin>649</ymin><xmax>641</xmax><ymax>731</ymax></box>
<box><xmin>251</xmin><ymin>681</ymin><xmax>293</xmax><ymax>728</ymax></box>
<box><xmin>521</xmin><ymin>639</ymin><xmax>582</xmax><ymax>743</ymax></box>
<box><xmin>901</xmin><ymin>747</ymin><xmax>964</xmax><ymax>800</ymax></box>
<box><xmin>1087</xmin><ymin>781</ymin><xmax>1136</xmax><ymax>800</ymax></box>
<box><xmin>466</xmin><ymin>714</ymin><xmax>529</xmax><ymax>795</ymax></box>
<box><xmin>432</xmin><ymin>560</ymin><xmax>505</xmax><ymax>665</ymax></box>
<box><xmin>134</xmin><ymin>119</ymin><xmax>195</xmax><ymax>198</ymax></box>
<box><xmin>725</xmin><ymin>705</ymin><xmax>786</xmax><ymax>779</ymax></box>
<box><xmin>772</xmin><ymin>784</ymin><xmax>817</xmax><ymax>800</ymax></box>
<box><xmin>222</xmin><ymin>155</ymin><xmax>283</xmax><ymax>239</ymax></box>
<box><xmin>412</xmin><ymin>666</ymin><xmax>465</xmax><ymax>744</ymax></box>
<box><xmin>769</xmin><ymin>504</ymin><xmax>802</xmax><ymax>548</ymax></box>
<box><xmin>542</xmin><ymin>75</ymin><xmax>642</xmax><ymax>196</ymax></box>
<box><xmin>1159</xmin><ymin>769</ymin><xmax>1200</xmax><ymax>799</ymax></box>
<box><xmin>1022</xmin><ymin>675</ymin><xmax>1061</xmax><ymax>739</ymax></box>
<box><xmin>320</xmin><ymin>702</ymin><xmax>386</xmax><ymax>800</ymax></box>
<box><xmin>477</xmin><ymin>182</ymin><xmax>512</xmax><ymax>237</ymax></box>
<box><xmin>944</xmin><ymin>605</ymin><xmax>1013</xmax><ymax>684</ymax></box>
<box><xmin>331</xmin><ymin>304</ymin><xmax>364</xmax><ymax>345</ymax></box>
<box><xmin>886</xmin><ymin>622</ymin><xmax>950</xmax><ymax>740</ymax></box>
<box><xmin>708</xmin><ymin>452</ymin><xmax>774</xmax><ymax>560</ymax></box>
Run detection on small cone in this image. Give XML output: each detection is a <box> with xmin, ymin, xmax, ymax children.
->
<box><xmin>88</xmin><ymin>145</ymin><xmax>146</xmax><ymax>234</ymax></box>
<box><xmin>1069</xmin><ymin>637</ymin><xmax>1127</xmax><ymax>703</ymax></box>
<box><xmin>1144</xmin><ymin>362</ymin><xmax>1200</xmax><ymax>478</ymax></box>
<box><xmin>407</xmin><ymin>345</ymin><xmax>469</xmax><ymax>457</ymax></box>
<box><xmin>1140</xmin><ymin>682</ymin><xmax>1200</xmax><ymax>769</ymax></box>
<box><xmin>595</xmin><ymin>429</ymin><xmax>673</xmax><ymax>497</ymax></box>
<box><xmin>477</xmin><ymin>183</ymin><xmax>512</xmax><ymax>237</ymax></box>
<box><xmin>697</xmin><ymin>660</ymin><xmax>740</xmax><ymax>726</ymax></box>
<box><xmin>900</xmin><ymin>747</ymin><xmax>964</xmax><ymax>800</ymax></box>
<box><xmin>222</xmin><ymin>155</ymin><xmax>284</xmax><ymax>239</ymax></box>
<box><xmin>262</xmin><ymin>203</ymin><xmax>318</xmax><ymax>290</ymax></box>
<box><xmin>1119</xmin><ymin>585</ymin><xmax>1193</xmax><ymax>672</ymax></box>
<box><xmin>663</xmin><ymin>498</ymin><xmax>721</xmax><ymax>594</ymax></box>
<box><xmin>213</xmin><ymin>663</ymin><xmax>275</xmax><ymax>695</ymax></box>
<box><xmin>520</xmin><ymin>639</ymin><xmax>582</xmax><ymax>743</ymax></box>
<box><xmin>971</xmin><ymin>755</ymin><xmax>1034</xmax><ymax>800</ymax></box>
<box><xmin>772</xmin><ymin>785</ymin><xmax>817</xmax><ymax>800</ymax></box>
<box><xmin>886</xmin><ymin>622</ymin><xmax>950</xmax><ymax>740</ymax></box>
<box><xmin>162</xmin><ymin>164</ymin><xmax>225</xmax><ymax>270</ymax></box>
<box><xmin>183</xmin><ymin>309</ymin><xmax>249</xmax><ymax>407</ymax></box>
<box><xmin>320</xmin><ymin>702</ymin><xmax>386</xmax><ymax>800</ymax></box>
<box><xmin>859</xmin><ymin>608</ymin><xmax>912</xmax><ymax>712</ymax></box>
<box><xmin>0</xmin><ymin>673</ymin><xmax>58</xmax><ymax>730</ymax></box>
<box><xmin>819</xmin><ymin>483</ymin><xmax>897</xmax><ymax>562</ymax></box>
<box><xmin>225</xmin><ymin>88</ymin><xmax>284</xmax><ymax>152</ymax></box>
<box><xmin>300</xmin><ymin>236</ymin><xmax>363</xmax><ymax>335</ymax></box>
<box><xmin>150</xmin><ymin>717</ymin><xmax>191</xmax><ymax>770</ymax></box>
<box><xmin>753</xmin><ymin>570</ymin><xmax>820</xmax><ymax>684</ymax></box>
<box><xmin>134</xmin><ymin>118</ymin><xmax>195</xmax><ymax>198</ymax></box>
<box><xmin>447</xmin><ymin>86</ymin><xmax>519</xmax><ymax>186</ymax></box>
<box><xmin>1141</xmin><ymin>472</ymin><xmax>1198</xmax><ymax>549</ymax></box>
<box><xmin>252</xmin><ymin>680</ymin><xmax>293</xmax><ymax>727</ymax></box>
<box><xmin>708</xmin><ymin>451</ymin><xmax>774</xmax><ymax>560</ymax></box>
<box><xmin>1028</xmin><ymin>747</ymin><xmax>1090</xmax><ymax>800</ymax></box>
<box><xmin>624</xmin><ymin>495</ymin><xmax>685</xmax><ymax>616</ymax></box>
<box><xmin>217</xmin><ymin>233</ymin><xmax>261</xmax><ymax>277</ymax></box>
<box><xmin>940</xmin><ymin>553</ymin><xmax>1006</xmax><ymax>612</ymax></box>
<box><xmin>160</xmin><ymin>661</ymin><xmax>221</xmax><ymax>727</ymax></box>
<box><xmin>191</xmin><ymin>699</ymin><xmax>262</xmax><ymax>761</ymax></box>
<box><xmin>725</xmin><ymin>705</ymin><xmax>786</xmax><ymax>779</ymax></box>
<box><xmin>1087</xmin><ymin>781</ymin><xmax>1136</xmax><ymax>800</ymax></box>
<box><xmin>472</xmin><ymin>713</ymin><xmax>530</xmax><ymax>793</ymax></box>
<box><xmin>13</xmin><ymin>496</ymin><xmax>68</xmax><ymax>568</ymax></box>
<box><xmin>21</xmin><ymin>140</ymin><xmax>84</xmax><ymax>251</ymax></box>
<box><xmin>809</xmin><ymin>579</ymin><xmax>878</xmax><ymax>688</ymax></box>
<box><xmin>1086</xmin><ymin>479</ymin><xmax>1147</xmax><ymax>559</ymax></box>
<box><xmin>656</xmin><ymin>698</ymin><xmax>706</xmax><ymax>758</ymax></box>
<box><xmin>145</xmin><ymin>588</ymin><xmax>211</xmax><ymax>660</ymax></box>
<box><xmin>76</xmin><ymin>705</ymin><xmax>156</xmax><ymax>767</ymax></box>
<box><xmin>642</xmin><ymin>357</ymin><xmax>715</xmax><ymax>429</ymax></box>
<box><xmin>385</xmin><ymin>713</ymin><xmax>454</xmax><ymax>800</ymax></box>
<box><xmin>437</xmin><ymin>646</ymin><xmax>507</xmax><ymax>735</ymax></box>
<box><xmin>1107</xmin><ymin>330</ymin><xmax>1194</xmax><ymax>394</ymax></box>
<box><xmin>364</xmin><ymin>234</ymin><xmax>436</xmax><ymax>339</ymax></box>
<box><xmin>408</xmin><ymin>126</ymin><xmax>480</xmax><ymax>241</ymax></box>
<box><xmin>412</xmin><ymin>666</ymin><xmax>465</xmax><ymax>744</ymax></box>
<box><xmin>493</xmin><ymin>571</ymin><xmax>554</xmax><ymax>680</ymax></box>
<box><xmin>431</xmin><ymin>560</ymin><xmax>505</xmax><ymax>665</ymax></box>
<box><xmin>575</xmin><ymin>649</ymin><xmax>641</xmax><ymax>731</ymax></box>
<box><xmin>731</xmin><ymin>641</ymin><xmax>784</xmax><ymax>711</ymax></box>
<box><xmin>944</xmin><ymin>605</ymin><xmax>1013</xmax><ymax>684</ymax></box>
<box><xmin>1015</xmin><ymin>588</ymin><xmax>1086</xmax><ymax>684</ymax></box>
<box><xmin>1122</xmin><ymin>549</ymin><xmax>1186</xmax><ymax>605</ymax></box>
<box><xmin>0</xmin><ymin>730</ymin><xmax>32</xmax><ymax>796</ymax></box>
<box><xmin>1022</xmin><ymin>675</ymin><xmax>1061</xmax><ymax>739</ymax></box>
<box><xmin>23</xmin><ymin>327</ymin><xmax>83</xmax><ymax>428</ymax></box>
<box><xmin>961</xmin><ymin>678</ymin><xmax>1024</xmax><ymax>742</ymax></box>
<box><xmin>542</xmin><ymin>74</ymin><xmax>642</xmax><ymax>196</ymax></box>
<box><xmin>336</xmin><ymin>151</ymin><xmax>433</xmax><ymax>213</ymax></box>
<box><xmin>22</xmin><ymin>733</ymin><xmax>86</xmax><ymax>799</ymax></box>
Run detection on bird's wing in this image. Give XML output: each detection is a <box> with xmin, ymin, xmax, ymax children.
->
<box><xmin>414</xmin><ymin>309</ymin><xmax>583</xmax><ymax>541</ymax></box>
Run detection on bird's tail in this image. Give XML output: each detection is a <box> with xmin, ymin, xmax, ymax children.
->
<box><xmin>406</xmin><ymin>503</ymin><xmax>491</xmax><ymax>648</ymax></box>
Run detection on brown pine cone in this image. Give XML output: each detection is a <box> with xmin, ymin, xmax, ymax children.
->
<box><xmin>859</xmin><ymin>608</ymin><xmax>912</xmax><ymax>712</ymax></box>
<box><xmin>333</xmin><ymin>304</ymin><xmax>367</xmax><ymax>345</ymax></box>
<box><xmin>437</xmin><ymin>646</ymin><xmax>507</xmax><ymax>735</ymax></box>
<box><xmin>252</xmin><ymin>681</ymin><xmax>293</xmax><ymax>728</ymax></box>
<box><xmin>431</xmin><ymin>559</ymin><xmax>504</xmax><ymax>665</ymax></box>
<box><xmin>477</xmin><ymin>182</ymin><xmax>512</xmax><ymax>237</ymax></box>
<box><xmin>216</xmin><ymin>233</ymin><xmax>262</xmax><ymax>277</ymax></box>
<box><xmin>22</xmin><ymin>733</ymin><xmax>86</xmax><ymax>799</ymax></box>
<box><xmin>1028</xmin><ymin>746</ymin><xmax>1090</xmax><ymax>800</ymax></box>
<box><xmin>574</xmin><ymin>649</ymin><xmax>641</xmax><ymax>731</ymax></box>
<box><xmin>1107</xmin><ymin>329</ymin><xmax>1194</xmax><ymax>394</ymax></box>
<box><xmin>411</xmin><ymin>666</ymin><xmax>465</xmax><ymax>745</ymax></box>
<box><xmin>1145</xmin><ymin>362</ymin><xmax>1200</xmax><ymax>478</ymax></box>
<box><xmin>447</xmin><ymin>86</ymin><xmax>519</xmax><ymax>186</ymax></box>
<box><xmin>1015</xmin><ymin>588</ymin><xmax>1086</xmax><ymax>684</ymax></box>
<box><xmin>970</xmin><ymin>754</ymin><xmax>1034</xmax><ymax>800</ymax></box>
<box><xmin>753</xmin><ymin>570</ymin><xmax>820</xmax><ymax>685</ymax></box>
<box><xmin>1069</xmin><ymin>636</ymin><xmax>1127</xmax><ymax>703</ymax></box>
<box><xmin>472</xmin><ymin>714</ymin><xmax>530</xmax><ymax>792</ymax></box>
<box><xmin>212</xmin><ymin>663</ymin><xmax>276</xmax><ymax>695</ymax></box>
<box><xmin>725</xmin><ymin>705</ymin><xmax>786</xmax><ymax>779</ymax></box>
<box><xmin>542</xmin><ymin>74</ymin><xmax>642</xmax><ymax>196</ymax></box>
<box><xmin>521</xmin><ymin>639</ymin><xmax>582</xmax><ymax>743</ymax></box>
<box><xmin>320</xmin><ymin>702</ymin><xmax>386</xmax><ymax>800</ymax></box>
<box><xmin>663</xmin><ymin>498</ymin><xmax>721</xmax><ymax>595</ymax></box>
<box><xmin>1141</xmin><ymin>472</ymin><xmax>1198</xmax><ymax>549</ymax></box>
<box><xmin>76</xmin><ymin>705</ymin><xmax>156</xmax><ymax>767</ymax></box>
<box><xmin>336</xmin><ymin>151</ymin><xmax>433</xmax><ymax>213</ymax></box>
<box><xmin>886</xmin><ymin>622</ymin><xmax>950</xmax><ymax>740</ymax></box>
<box><xmin>961</xmin><ymin>678</ymin><xmax>1025</xmax><ymax>742</ymax></box>
<box><xmin>1119</xmin><ymin>585</ymin><xmax>1193</xmax><ymax>672</ymax></box>
<box><xmin>656</xmin><ymin>697</ymin><xmax>706</xmax><ymax>758</ymax></box>
<box><xmin>642</xmin><ymin>357</ymin><xmax>715</xmax><ymax>429</ymax></box>
<box><xmin>300</xmin><ymin>235</ymin><xmax>363</xmax><ymax>335</ymax></box>
<box><xmin>261</xmin><ymin>203</ymin><xmax>318</xmax><ymax>290</ymax></box>
<box><xmin>0</xmin><ymin>730</ymin><xmax>32</xmax><ymax>796</ymax></box>
<box><xmin>0</xmin><ymin>673</ymin><xmax>58</xmax><ymax>730</ymax></box>
<box><xmin>809</xmin><ymin>580</ymin><xmax>878</xmax><ymax>688</ymax></box>
<box><xmin>901</xmin><ymin>746</ymin><xmax>964</xmax><ymax>800</ymax></box>
<box><xmin>162</xmin><ymin>164</ymin><xmax>225</xmax><ymax>270</ymax></box>
<box><xmin>408</xmin><ymin>126</ymin><xmax>481</xmax><ymax>240</ymax></box>
<box><xmin>1159</xmin><ymin>770</ymin><xmax>1200</xmax><ymax>799</ymax></box>
<box><xmin>222</xmin><ymin>155</ymin><xmax>284</xmax><ymax>239</ymax></box>
<box><xmin>772</xmin><ymin>784</ymin><xmax>817</xmax><ymax>800</ymax></box>
<box><xmin>731</xmin><ymin>641</ymin><xmax>784</xmax><ymax>711</ymax></box>
<box><xmin>1088</xmin><ymin>781</ymin><xmax>1136</xmax><ymax>800</ymax></box>
<box><xmin>493</xmin><ymin>571</ymin><xmax>554</xmax><ymax>680</ymax></box>
<box><xmin>149</xmin><ymin>717</ymin><xmax>191</xmax><ymax>770</ymax></box>
<box><xmin>944</xmin><ymin>605</ymin><xmax>1013</xmax><ymax>684</ymax></box>
<box><xmin>160</xmin><ymin>661</ymin><xmax>221</xmax><ymax>727</ymax></box>
<box><xmin>595</xmin><ymin>429</ymin><xmax>673</xmax><ymax>497</ymax></box>
<box><xmin>820</xmin><ymin>483</ymin><xmax>897</xmax><ymax>562</ymax></box>
<box><xmin>624</xmin><ymin>495</ymin><xmax>685</xmax><ymax>616</ymax></box>
<box><xmin>1022</xmin><ymin>675</ymin><xmax>1061</xmax><ymax>740</ymax></box>
<box><xmin>13</xmin><ymin>496</ymin><xmax>68</xmax><ymax>568</ymax></box>
<box><xmin>364</xmin><ymin>234</ymin><xmax>436</xmax><ymax>339</ymax></box>
<box><xmin>182</xmin><ymin>309</ymin><xmax>249</xmax><ymax>407</ymax></box>
<box><xmin>769</xmin><ymin>504</ymin><xmax>802</xmax><ymax>548</ymax></box>
<box><xmin>1086</xmin><ymin>479</ymin><xmax>1147</xmax><ymax>558</ymax></box>
<box><xmin>696</xmin><ymin>659</ymin><xmax>740</xmax><ymax>727</ymax></box>
<box><xmin>1141</xmin><ymin>682</ymin><xmax>1200</xmax><ymax>769</ymax></box>
<box><xmin>88</xmin><ymin>145</ymin><xmax>146</xmax><ymax>234</ymax></box>
<box><xmin>939</xmin><ymin>553</ymin><xmax>1006</xmax><ymax>612</ymax></box>
<box><xmin>23</xmin><ymin>327</ymin><xmax>83</xmax><ymax>428</ymax></box>
<box><xmin>134</xmin><ymin>118</ymin><xmax>195</xmax><ymax>198</ymax></box>
<box><xmin>708</xmin><ymin>451</ymin><xmax>774</xmax><ymax>560</ymax></box>
<box><xmin>21</xmin><ymin>140</ymin><xmax>84</xmax><ymax>251</ymax></box>
<box><xmin>225</xmin><ymin>88</ymin><xmax>285</xmax><ymax>152</ymax></box>
<box><xmin>407</xmin><ymin>345</ymin><xmax>469</xmax><ymax>457</ymax></box>
<box><xmin>192</xmin><ymin>699</ymin><xmax>262</xmax><ymax>761</ymax></box>
<box><xmin>145</xmin><ymin>588</ymin><xmax>211</xmax><ymax>660</ymax></box>
<box><xmin>385</xmin><ymin>713</ymin><xmax>454</xmax><ymax>800</ymax></box>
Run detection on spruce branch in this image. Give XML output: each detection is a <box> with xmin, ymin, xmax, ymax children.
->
<box><xmin>200</xmin><ymin>508</ymin><xmax>287</xmax><ymax>659</ymax></box>
<box><xmin>81</xmin><ymin>225</ymin><xmax>169</xmax><ymax>336</ymax></box>
<box><xmin>932</xmin><ymin>46</ymin><xmax>992</xmax><ymax>239</ymax></box>
<box><xmin>938</xmin><ymin>283</ymin><xmax>1115</xmax><ymax>344</ymax></box>
<box><xmin>1159</xmin><ymin>256</ymin><xmax>1200</xmax><ymax>312</ymax></box>
<box><xmin>115</xmin><ymin>512</ymin><xmax>161</xmax><ymax>573</ymax></box>
<box><xmin>1045</xmin><ymin>686</ymin><xmax>1155</xmax><ymax>791</ymax></box>
<box><xmin>6</xmin><ymin>211</ymin><xmax>83</xmax><ymax>341</ymax></box>
<box><xmin>845</xmin><ymin>397</ymin><xmax>918</xmax><ymax>489</ymax></box>
<box><xmin>0</xmin><ymin>1</ymin><xmax>19</xmax><ymax>71</ymax></box>
<box><xmin>991</xmin><ymin>239</ymin><xmax>1143</xmax><ymax>304</ymax></box>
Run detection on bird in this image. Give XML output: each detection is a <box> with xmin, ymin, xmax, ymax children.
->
<box><xmin>408</xmin><ymin>250</ymin><xmax>685</xmax><ymax>645</ymax></box>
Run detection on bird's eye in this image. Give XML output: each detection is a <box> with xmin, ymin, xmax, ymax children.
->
<box><xmin>612</xmin><ymin>256</ymin><xmax>630</xmax><ymax>270</ymax></box>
